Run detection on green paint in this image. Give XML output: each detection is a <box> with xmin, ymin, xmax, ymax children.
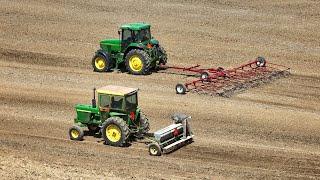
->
<box><xmin>74</xmin><ymin>88</ymin><xmax>143</xmax><ymax>132</ymax></box>
<box><xmin>94</xmin><ymin>22</ymin><xmax>167</xmax><ymax>72</ymax></box>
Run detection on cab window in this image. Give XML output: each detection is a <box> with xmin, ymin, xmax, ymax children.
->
<box><xmin>99</xmin><ymin>94</ymin><xmax>110</xmax><ymax>107</ymax></box>
<box><xmin>111</xmin><ymin>96</ymin><xmax>124</xmax><ymax>109</ymax></box>
<box><xmin>125</xmin><ymin>93</ymin><xmax>137</xmax><ymax>110</ymax></box>
<box><xmin>122</xmin><ymin>29</ymin><xmax>132</xmax><ymax>42</ymax></box>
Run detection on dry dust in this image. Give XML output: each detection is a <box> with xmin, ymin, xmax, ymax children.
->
<box><xmin>0</xmin><ymin>0</ymin><xmax>320</xmax><ymax>179</ymax></box>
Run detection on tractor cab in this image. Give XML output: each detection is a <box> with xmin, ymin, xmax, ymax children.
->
<box><xmin>71</xmin><ymin>85</ymin><xmax>149</xmax><ymax>147</ymax></box>
<box><xmin>119</xmin><ymin>23</ymin><xmax>152</xmax><ymax>51</ymax></box>
<box><xmin>97</xmin><ymin>85</ymin><xmax>138</xmax><ymax>113</ymax></box>
<box><xmin>93</xmin><ymin>22</ymin><xmax>167</xmax><ymax>75</ymax></box>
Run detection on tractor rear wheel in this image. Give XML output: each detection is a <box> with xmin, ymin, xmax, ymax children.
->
<box><xmin>139</xmin><ymin>113</ymin><xmax>150</xmax><ymax>134</ymax></box>
<box><xmin>158</xmin><ymin>45</ymin><xmax>167</xmax><ymax>65</ymax></box>
<box><xmin>92</xmin><ymin>54</ymin><xmax>112</xmax><ymax>72</ymax></box>
<box><xmin>125</xmin><ymin>49</ymin><xmax>151</xmax><ymax>75</ymax></box>
<box><xmin>101</xmin><ymin>117</ymin><xmax>129</xmax><ymax>147</ymax></box>
<box><xmin>69</xmin><ymin>125</ymin><xmax>84</xmax><ymax>141</ymax></box>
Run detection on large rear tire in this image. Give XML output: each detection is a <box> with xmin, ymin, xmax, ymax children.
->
<box><xmin>158</xmin><ymin>45</ymin><xmax>167</xmax><ymax>65</ymax></box>
<box><xmin>101</xmin><ymin>117</ymin><xmax>129</xmax><ymax>147</ymax></box>
<box><xmin>125</xmin><ymin>49</ymin><xmax>151</xmax><ymax>75</ymax></box>
<box><xmin>139</xmin><ymin>113</ymin><xmax>150</xmax><ymax>134</ymax></box>
<box><xmin>92</xmin><ymin>53</ymin><xmax>112</xmax><ymax>72</ymax></box>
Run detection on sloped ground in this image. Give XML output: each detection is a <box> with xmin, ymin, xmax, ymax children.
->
<box><xmin>0</xmin><ymin>0</ymin><xmax>320</xmax><ymax>179</ymax></box>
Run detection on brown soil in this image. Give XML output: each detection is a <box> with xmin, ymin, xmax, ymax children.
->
<box><xmin>1</xmin><ymin>0</ymin><xmax>320</xmax><ymax>179</ymax></box>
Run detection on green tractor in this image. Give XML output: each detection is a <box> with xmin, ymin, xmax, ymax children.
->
<box><xmin>92</xmin><ymin>22</ymin><xmax>167</xmax><ymax>75</ymax></box>
<box><xmin>68</xmin><ymin>85</ymin><xmax>149</xmax><ymax>146</ymax></box>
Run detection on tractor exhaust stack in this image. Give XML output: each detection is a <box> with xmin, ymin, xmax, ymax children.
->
<box><xmin>92</xmin><ymin>87</ymin><xmax>96</xmax><ymax>108</ymax></box>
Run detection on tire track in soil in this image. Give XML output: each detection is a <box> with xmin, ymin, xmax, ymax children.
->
<box><xmin>0</xmin><ymin>47</ymin><xmax>87</xmax><ymax>69</ymax></box>
<box><xmin>1</xmin><ymin>130</ymin><xmax>319</xmax><ymax>179</ymax></box>
<box><xmin>0</xmin><ymin>130</ymin><xmax>216</xmax><ymax>179</ymax></box>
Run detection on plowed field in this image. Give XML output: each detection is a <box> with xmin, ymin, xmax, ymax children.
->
<box><xmin>1</xmin><ymin>0</ymin><xmax>320</xmax><ymax>179</ymax></box>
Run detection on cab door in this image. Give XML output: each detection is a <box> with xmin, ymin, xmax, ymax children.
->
<box><xmin>121</xmin><ymin>29</ymin><xmax>134</xmax><ymax>52</ymax></box>
<box><xmin>99</xmin><ymin>93</ymin><xmax>111</xmax><ymax>120</ymax></box>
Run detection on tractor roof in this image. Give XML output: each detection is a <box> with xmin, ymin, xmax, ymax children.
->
<box><xmin>120</xmin><ymin>22</ymin><xmax>150</xmax><ymax>30</ymax></box>
<box><xmin>97</xmin><ymin>85</ymin><xmax>138</xmax><ymax>96</ymax></box>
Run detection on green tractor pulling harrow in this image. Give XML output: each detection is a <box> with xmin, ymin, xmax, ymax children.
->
<box><xmin>92</xmin><ymin>22</ymin><xmax>167</xmax><ymax>75</ymax></box>
<box><xmin>69</xmin><ymin>85</ymin><xmax>194</xmax><ymax>156</ymax></box>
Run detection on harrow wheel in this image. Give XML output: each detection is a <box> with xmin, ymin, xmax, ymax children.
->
<box><xmin>175</xmin><ymin>83</ymin><xmax>187</xmax><ymax>94</ymax></box>
<box><xmin>101</xmin><ymin>117</ymin><xmax>129</xmax><ymax>147</ymax></box>
<box><xmin>148</xmin><ymin>143</ymin><xmax>162</xmax><ymax>156</ymax></box>
<box><xmin>69</xmin><ymin>125</ymin><xmax>84</xmax><ymax>141</ymax></box>
<box><xmin>256</xmin><ymin>56</ymin><xmax>266</xmax><ymax>67</ymax></box>
<box><xmin>200</xmin><ymin>71</ymin><xmax>209</xmax><ymax>80</ymax></box>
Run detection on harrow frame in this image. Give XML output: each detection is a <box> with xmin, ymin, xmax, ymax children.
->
<box><xmin>161</xmin><ymin>57</ymin><xmax>290</xmax><ymax>97</ymax></box>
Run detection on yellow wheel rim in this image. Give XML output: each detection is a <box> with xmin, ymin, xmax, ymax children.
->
<box><xmin>95</xmin><ymin>57</ymin><xmax>106</xmax><ymax>70</ymax></box>
<box><xmin>129</xmin><ymin>55</ymin><xmax>143</xmax><ymax>72</ymax></box>
<box><xmin>106</xmin><ymin>124</ymin><xmax>121</xmax><ymax>142</ymax></box>
<box><xmin>71</xmin><ymin>129</ymin><xmax>79</xmax><ymax>139</ymax></box>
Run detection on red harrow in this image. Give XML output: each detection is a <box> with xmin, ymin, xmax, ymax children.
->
<box><xmin>160</xmin><ymin>57</ymin><xmax>290</xmax><ymax>97</ymax></box>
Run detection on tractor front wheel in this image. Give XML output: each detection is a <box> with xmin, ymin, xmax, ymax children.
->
<box><xmin>69</xmin><ymin>125</ymin><xmax>84</xmax><ymax>141</ymax></box>
<box><xmin>125</xmin><ymin>49</ymin><xmax>151</xmax><ymax>75</ymax></box>
<box><xmin>92</xmin><ymin>53</ymin><xmax>112</xmax><ymax>72</ymax></box>
<box><xmin>101</xmin><ymin>117</ymin><xmax>129</xmax><ymax>147</ymax></box>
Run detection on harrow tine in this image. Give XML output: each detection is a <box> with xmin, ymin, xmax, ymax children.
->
<box><xmin>174</xmin><ymin>57</ymin><xmax>290</xmax><ymax>97</ymax></box>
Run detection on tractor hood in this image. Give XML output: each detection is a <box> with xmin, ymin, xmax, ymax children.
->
<box><xmin>100</xmin><ymin>39</ymin><xmax>121</xmax><ymax>53</ymax></box>
<box><xmin>100</xmin><ymin>38</ymin><xmax>121</xmax><ymax>46</ymax></box>
<box><xmin>75</xmin><ymin>104</ymin><xmax>99</xmax><ymax>114</ymax></box>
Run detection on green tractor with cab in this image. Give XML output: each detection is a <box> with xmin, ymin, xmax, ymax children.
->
<box><xmin>69</xmin><ymin>85</ymin><xmax>149</xmax><ymax>147</ymax></box>
<box><xmin>92</xmin><ymin>22</ymin><xmax>167</xmax><ymax>75</ymax></box>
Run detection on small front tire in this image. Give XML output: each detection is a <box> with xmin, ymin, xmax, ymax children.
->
<box><xmin>69</xmin><ymin>125</ymin><xmax>84</xmax><ymax>141</ymax></box>
<box><xmin>92</xmin><ymin>53</ymin><xmax>112</xmax><ymax>72</ymax></box>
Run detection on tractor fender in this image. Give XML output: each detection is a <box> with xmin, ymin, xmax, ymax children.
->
<box><xmin>135</xmin><ymin>108</ymin><xmax>141</xmax><ymax>120</ymax></box>
<box><xmin>95</xmin><ymin>49</ymin><xmax>109</xmax><ymax>59</ymax></box>
<box><xmin>109</xmin><ymin>112</ymin><xmax>127</xmax><ymax>118</ymax></box>
<box><xmin>124</xmin><ymin>45</ymin><xmax>144</xmax><ymax>57</ymax></box>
